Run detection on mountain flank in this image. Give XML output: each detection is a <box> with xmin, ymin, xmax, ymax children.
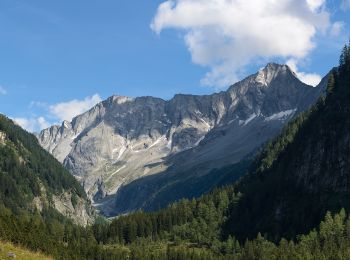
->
<box><xmin>38</xmin><ymin>63</ymin><xmax>327</xmax><ymax>216</ymax></box>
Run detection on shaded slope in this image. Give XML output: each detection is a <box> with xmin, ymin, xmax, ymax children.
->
<box><xmin>38</xmin><ymin>63</ymin><xmax>326</xmax><ymax>216</ymax></box>
<box><xmin>225</xmin><ymin>58</ymin><xmax>350</xmax><ymax>240</ymax></box>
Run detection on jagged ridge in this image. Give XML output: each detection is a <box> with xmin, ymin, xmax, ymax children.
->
<box><xmin>37</xmin><ymin>63</ymin><xmax>326</xmax><ymax>216</ymax></box>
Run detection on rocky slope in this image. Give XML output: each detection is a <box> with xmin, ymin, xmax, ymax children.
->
<box><xmin>0</xmin><ymin>115</ymin><xmax>94</xmax><ymax>226</ymax></box>
<box><xmin>38</xmin><ymin>63</ymin><xmax>327</xmax><ymax>216</ymax></box>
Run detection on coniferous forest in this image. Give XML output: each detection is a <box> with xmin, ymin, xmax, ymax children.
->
<box><xmin>0</xmin><ymin>42</ymin><xmax>350</xmax><ymax>259</ymax></box>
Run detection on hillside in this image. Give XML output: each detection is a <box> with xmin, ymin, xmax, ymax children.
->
<box><xmin>0</xmin><ymin>41</ymin><xmax>348</xmax><ymax>260</ymax></box>
<box><xmin>225</xmin><ymin>42</ymin><xmax>350</xmax><ymax>241</ymax></box>
<box><xmin>0</xmin><ymin>241</ymin><xmax>51</xmax><ymax>260</ymax></box>
<box><xmin>37</xmin><ymin>63</ymin><xmax>326</xmax><ymax>216</ymax></box>
<box><xmin>0</xmin><ymin>116</ymin><xmax>125</xmax><ymax>258</ymax></box>
<box><xmin>0</xmin><ymin>115</ymin><xmax>94</xmax><ymax>225</ymax></box>
<box><xmin>83</xmin><ymin>41</ymin><xmax>350</xmax><ymax>259</ymax></box>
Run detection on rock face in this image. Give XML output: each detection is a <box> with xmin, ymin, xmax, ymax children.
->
<box><xmin>38</xmin><ymin>63</ymin><xmax>327</xmax><ymax>216</ymax></box>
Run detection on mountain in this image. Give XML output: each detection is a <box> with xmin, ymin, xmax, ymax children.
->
<box><xmin>0</xmin><ymin>115</ymin><xmax>94</xmax><ymax>225</ymax></box>
<box><xmin>37</xmin><ymin>63</ymin><xmax>327</xmax><ymax>216</ymax></box>
<box><xmin>85</xmin><ymin>44</ymin><xmax>350</xmax><ymax>259</ymax></box>
<box><xmin>224</xmin><ymin>55</ymin><xmax>350</xmax><ymax>240</ymax></box>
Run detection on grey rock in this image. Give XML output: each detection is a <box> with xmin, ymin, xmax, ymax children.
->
<box><xmin>7</xmin><ymin>252</ymin><xmax>16</xmax><ymax>258</ymax></box>
<box><xmin>38</xmin><ymin>63</ymin><xmax>327</xmax><ymax>216</ymax></box>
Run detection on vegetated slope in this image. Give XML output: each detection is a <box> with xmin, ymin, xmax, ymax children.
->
<box><xmin>225</xmin><ymin>42</ymin><xmax>350</xmax><ymax>241</ymax></box>
<box><xmin>0</xmin><ymin>115</ymin><xmax>129</xmax><ymax>259</ymax></box>
<box><xmin>92</xmin><ymin>208</ymin><xmax>350</xmax><ymax>259</ymax></box>
<box><xmin>0</xmin><ymin>240</ymin><xmax>52</xmax><ymax>260</ymax></box>
<box><xmin>84</xmin><ymin>42</ymin><xmax>350</xmax><ymax>259</ymax></box>
<box><xmin>1</xmin><ymin>43</ymin><xmax>347</xmax><ymax>260</ymax></box>
<box><xmin>0</xmin><ymin>115</ymin><xmax>94</xmax><ymax>225</ymax></box>
<box><xmin>38</xmin><ymin>63</ymin><xmax>326</xmax><ymax>216</ymax></box>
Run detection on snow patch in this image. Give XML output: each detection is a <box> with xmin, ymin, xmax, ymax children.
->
<box><xmin>117</xmin><ymin>146</ymin><xmax>126</xmax><ymax>160</ymax></box>
<box><xmin>105</xmin><ymin>165</ymin><xmax>126</xmax><ymax>182</ymax></box>
<box><xmin>194</xmin><ymin>136</ymin><xmax>205</xmax><ymax>146</ymax></box>
<box><xmin>199</xmin><ymin>117</ymin><xmax>211</xmax><ymax>128</ymax></box>
<box><xmin>149</xmin><ymin>137</ymin><xmax>165</xmax><ymax>149</ymax></box>
<box><xmin>265</xmin><ymin>109</ymin><xmax>297</xmax><ymax>121</ymax></box>
<box><xmin>239</xmin><ymin>113</ymin><xmax>258</xmax><ymax>126</ymax></box>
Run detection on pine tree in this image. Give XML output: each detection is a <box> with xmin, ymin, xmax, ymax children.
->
<box><xmin>326</xmin><ymin>71</ymin><xmax>335</xmax><ymax>94</ymax></box>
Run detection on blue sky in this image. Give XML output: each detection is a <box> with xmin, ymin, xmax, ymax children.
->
<box><xmin>0</xmin><ymin>0</ymin><xmax>349</xmax><ymax>132</ymax></box>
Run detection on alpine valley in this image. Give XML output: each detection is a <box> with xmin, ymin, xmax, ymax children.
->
<box><xmin>1</xmin><ymin>43</ymin><xmax>350</xmax><ymax>259</ymax></box>
<box><xmin>38</xmin><ymin>63</ymin><xmax>327</xmax><ymax>216</ymax></box>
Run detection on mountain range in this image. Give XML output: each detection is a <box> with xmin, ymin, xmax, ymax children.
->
<box><xmin>0</xmin><ymin>42</ymin><xmax>349</xmax><ymax>259</ymax></box>
<box><xmin>37</xmin><ymin>63</ymin><xmax>328</xmax><ymax>216</ymax></box>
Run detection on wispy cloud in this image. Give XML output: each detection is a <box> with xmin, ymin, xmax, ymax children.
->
<box><xmin>330</xmin><ymin>21</ymin><xmax>345</xmax><ymax>37</ymax></box>
<box><xmin>13</xmin><ymin>117</ymin><xmax>50</xmax><ymax>133</ymax></box>
<box><xmin>0</xmin><ymin>86</ymin><xmax>7</xmax><ymax>95</ymax></box>
<box><xmin>151</xmin><ymin>0</ymin><xmax>334</xmax><ymax>89</ymax></box>
<box><xmin>341</xmin><ymin>0</ymin><xmax>350</xmax><ymax>10</ymax></box>
<box><xmin>15</xmin><ymin>94</ymin><xmax>102</xmax><ymax>133</ymax></box>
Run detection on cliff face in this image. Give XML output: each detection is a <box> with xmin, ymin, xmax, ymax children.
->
<box><xmin>38</xmin><ymin>63</ymin><xmax>327</xmax><ymax>216</ymax></box>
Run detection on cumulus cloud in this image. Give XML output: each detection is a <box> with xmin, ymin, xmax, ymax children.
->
<box><xmin>330</xmin><ymin>21</ymin><xmax>345</xmax><ymax>37</ymax></box>
<box><xmin>0</xmin><ymin>86</ymin><xmax>7</xmax><ymax>95</ymax></box>
<box><xmin>306</xmin><ymin>0</ymin><xmax>326</xmax><ymax>11</ymax></box>
<box><xmin>286</xmin><ymin>59</ymin><xmax>321</xmax><ymax>86</ymax></box>
<box><xmin>151</xmin><ymin>0</ymin><xmax>331</xmax><ymax>88</ymax></box>
<box><xmin>49</xmin><ymin>94</ymin><xmax>102</xmax><ymax>122</ymax></box>
<box><xmin>15</xmin><ymin>94</ymin><xmax>102</xmax><ymax>133</ymax></box>
<box><xmin>341</xmin><ymin>0</ymin><xmax>350</xmax><ymax>10</ymax></box>
<box><xmin>13</xmin><ymin>116</ymin><xmax>50</xmax><ymax>133</ymax></box>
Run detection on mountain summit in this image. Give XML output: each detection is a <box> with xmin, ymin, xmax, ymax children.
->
<box><xmin>37</xmin><ymin>64</ymin><xmax>327</xmax><ymax>216</ymax></box>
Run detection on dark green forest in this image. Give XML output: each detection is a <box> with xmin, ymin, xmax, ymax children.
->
<box><xmin>0</xmin><ymin>41</ymin><xmax>350</xmax><ymax>259</ymax></box>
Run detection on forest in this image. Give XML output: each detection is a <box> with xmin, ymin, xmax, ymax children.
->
<box><xmin>0</xmin><ymin>41</ymin><xmax>349</xmax><ymax>259</ymax></box>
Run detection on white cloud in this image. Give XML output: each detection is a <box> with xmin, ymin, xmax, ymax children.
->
<box><xmin>151</xmin><ymin>0</ymin><xmax>331</xmax><ymax>88</ymax></box>
<box><xmin>306</xmin><ymin>0</ymin><xmax>325</xmax><ymax>11</ymax></box>
<box><xmin>13</xmin><ymin>116</ymin><xmax>50</xmax><ymax>133</ymax></box>
<box><xmin>286</xmin><ymin>59</ymin><xmax>321</xmax><ymax>86</ymax></box>
<box><xmin>49</xmin><ymin>94</ymin><xmax>102</xmax><ymax>122</ymax></box>
<box><xmin>330</xmin><ymin>21</ymin><xmax>345</xmax><ymax>37</ymax></box>
<box><xmin>0</xmin><ymin>86</ymin><xmax>7</xmax><ymax>95</ymax></box>
<box><xmin>14</xmin><ymin>94</ymin><xmax>102</xmax><ymax>133</ymax></box>
<box><xmin>341</xmin><ymin>0</ymin><xmax>350</xmax><ymax>10</ymax></box>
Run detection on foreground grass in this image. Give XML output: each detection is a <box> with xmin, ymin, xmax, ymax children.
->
<box><xmin>0</xmin><ymin>241</ymin><xmax>52</xmax><ymax>260</ymax></box>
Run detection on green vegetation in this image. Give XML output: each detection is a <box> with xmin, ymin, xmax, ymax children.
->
<box><xmin>0</xmin><ymin>115</ymin><xmax>86</xmax><ymax>213</ymax></box>
<box><xmin>225</xmin><ymin>40</ymin><xmax>350</xmax><ymax>241</ymax></box>
<box><xmin>93</xmin><ymin>210</ymin><xmax>350</xmax><ymax>259</ymax></box>
<box><xmin>1</xmin><ymin>41</ymin><xmax>350</xmax><ymax>259</ymax></box>
<box><xmin>0</xmin><ymin>240</ymin><xmax>51</xmax><ymax>260</ymax></box>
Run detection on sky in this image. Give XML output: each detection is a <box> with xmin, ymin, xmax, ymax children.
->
<box><xmin>0</xmin><ymin>0</ymin><xmax>349</xmax><ymax>132</ymax></box>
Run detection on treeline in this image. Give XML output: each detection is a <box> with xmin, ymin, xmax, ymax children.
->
<box><xmin>224</xmin><ymin>39</ymin><xmax>350</xmax><ymax>241</ymax></box>
<box><xmin>94</xmin><ymin>187</ymin><xmax>237</xmax><ymax>246</ymax></box>
<box><xmin>0</xmin><ymin>115</ymin><xmax>86</xmax><ymax>214</ymax></box>
<box><xmin>1</xmin><ymin>41</ymin><xmax>350</xmax><ymax>259</ymax></box>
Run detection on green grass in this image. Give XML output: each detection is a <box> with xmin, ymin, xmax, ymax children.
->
<box><xmin>0</xmin><ymin>241</ymin><xmax>51</xmax><ymax>260</ymax></box>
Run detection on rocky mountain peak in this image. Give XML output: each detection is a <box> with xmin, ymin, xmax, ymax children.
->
<box><xmin>255</xmin><ymin>63</ymin><xmax>296</xmax><ymax>86</ymax></box>
<box><xmin>37</xmin><ymin>64</ymin><xmax>328</xmax><ymax>216</ymax></box>
<box><xmin>108</xmin><ymin>95</ymin><xmax>134</xmax><ymax>105</ymax></box>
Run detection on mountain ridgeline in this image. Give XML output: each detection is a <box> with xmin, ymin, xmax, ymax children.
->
<box><xmin>38</xmin><ymin>63</ymin><xmax>327</xmax><ymax>216</ymax></box>
<box><xmin>0</xmin><ymin>43</ymin><xmax>350</xmax><ymax>259</ymax></box>
<box><xmin>226</xmin><ymin>43</ymin><xmax>350</xmax><ymax>240</ymax></box>
<box><xmin>87</xmin><ymin>40</ymin><xmax>350</xmax><ymax>258</ymax></box>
